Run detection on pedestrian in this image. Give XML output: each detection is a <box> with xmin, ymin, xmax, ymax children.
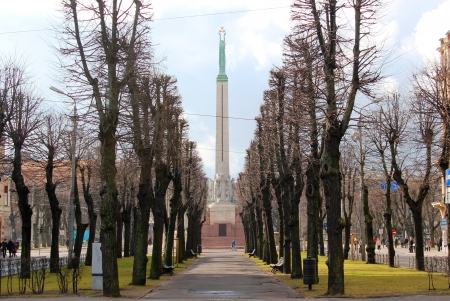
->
<box><xmin>394</xmin><ymin>237</ymin><xmax>398</xmax><ymax>248</ymax></box>
<box><xmin>230</xmin><ymin>239</ymin><xmax>236</xmax><ymax>251</ymax></box>
<box><xmin>409</xmin><ymin>237</ymin><xmax>414</xmax><ymax>253</ymax></box>
<box><xmin>353</xmin><ymin>236</ymin><xmax>358</xmax><ymax>250</ymax></box>
<box><xmin>7</xmin><ymin>239</ymin><xmax>15</xmax><ymax>258</ymax></box>
<box><xmin>1</xmin><ymin>239</ymin><xmax>7</xmax><ymax>258</ymax></box>
<box><xmin>381</xmin><ymin>237</ymin><xmax>385</xmax><ymax>248</ymax></box>
<box><xmin>404</xmin><ymin>237</ymin><xmax>408</xmax><ymax>248</ymax></box>
<box><xmin>66</xmin><ymin>238</ymin><xmax>69</xmax><ymax>249</ymax></box>
<box><xmin>426</xmin><ymin>239</ymin><xmax>432</xmax><ymax>252</ymax></box>
<box><xmin>438</xmin><ymin>237</ymin><xmax>442</xmax><ymax>252</ymax></box>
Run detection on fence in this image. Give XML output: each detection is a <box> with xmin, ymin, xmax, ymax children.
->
<box><xmin>0</xmin><ymin>255</ymin><xmax>86</xmax><ymax>296</ymax></box>
<box><xmin>374</xmin><ymin>253</ymin><xmax>400</xmax><ymax>267</ymax></box>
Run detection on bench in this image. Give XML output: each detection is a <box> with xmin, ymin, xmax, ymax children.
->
<box><xmin>190</xmin><ymin>249</ymin><xmax>198</xmax><ymax>258</ymax></box>
<box><xmin>161</xmin><ymin>262</ymin><xmax>174</xmax><ymax>276</ymax></box>
<box><xmin>248</xmin><ymin>249</ymin><xmax>256</xmax><ymax>258</ymax></box>
<box><xmin>270</xmin><ymin>257</ymin><xmax>284</xmax><ymax>274</ymax></box>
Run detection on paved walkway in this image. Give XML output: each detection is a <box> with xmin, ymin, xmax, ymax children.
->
<box><xmin>144</xmin><ymin>249</ymin><xmax>302</xmax><ymax>300</ymax></box>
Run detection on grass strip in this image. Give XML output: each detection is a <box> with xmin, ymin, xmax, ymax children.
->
<box><xmin>0</xmin><ymin>255</ymin><xmax>197</xmax><ymax>298</ymax></box>
<box><xmin>249</xmin><ymin>253</ymin><xmax>450</xmax><ymax>298</ymax></box>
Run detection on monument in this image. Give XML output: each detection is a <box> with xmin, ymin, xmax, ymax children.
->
<box><xmin>201</xmin><ymin>27</ymin><xmax>245</xmax><ymax>249</ymax></box>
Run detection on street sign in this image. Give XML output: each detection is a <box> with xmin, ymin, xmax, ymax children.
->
<box><xmin>324</xmin><ymin>223</ymin><xmax>327</xmax><ymax>228</ymax></box>
<box><xmin>379</xmin><ymin>229</ymin><xmax>383</xmax><ymax>234</ymax></box>
<box><xmin>446</xmin><ymin>169</ymin><xmax>450</xmax><ymax>186</ymax></box>
<box><xmin>380</xmin><ymin>181</ymin><xmax>398</xmax><ymax>191</ymax></box>
<box><xmin>392</xmin><ymin>229</ymin><xmax>397</xmax><ymax>236</ymax></box>
<box><xmin>391</xmin><ymin>182</ymin><xmax>398</xmax><ymax>191</ymax></box>
<box><xmin>441</xmin><ymin>218</ymin><xmax>448</xmax><ymax>226</ymax></box>
<box><xmin>447</xmin><ymin>186</ymin><xmax>450</xmax><ymax>204</ymax></box>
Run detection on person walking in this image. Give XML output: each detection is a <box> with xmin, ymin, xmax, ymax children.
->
<box><xmin>231</xmin><ymin>239</ymin><xmax>236</xmax><ymax>251</ymax></box>
<box><xmin>438</xmin><ymin>237</ymin><xmax>442</xmax><ymax>252</ymax></box>
<box><xmin>7</xmin><ymin>239</ymin><xmax>15</xmax><ymax>258</ymax></box>
<box><xmin>376</xmin><ymin>237</ymin><xmax>381</xmax><ymax>251</ymax></box>
<box><xmin>1</xmin><ymin>239</ymin><xmax>8</xmax><ymax>258</ymax></box>
<box><xmin>409</xmin><ymin>237</ymin><xmax>415</xmax><ymax>253</ymax></box>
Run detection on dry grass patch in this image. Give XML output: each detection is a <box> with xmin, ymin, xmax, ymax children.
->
<box><xmin>249</xmin><ymin>253</ymin><xmax>450</xmax><ymax>298</ymax></box>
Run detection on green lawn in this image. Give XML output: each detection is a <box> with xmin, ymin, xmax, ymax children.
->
<box><xmin>250</xmin><ymin>253</ymin><xmax>450</xmax><ymax>298</ymax></box>
<box><xmin>0</xmin><ymin>255</ymin><xmax>196</xmax><ymax>298</ymax></box>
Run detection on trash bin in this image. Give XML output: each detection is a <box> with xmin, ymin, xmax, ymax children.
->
<box><xmin>303</xmin><ymin>257</ymin><xmax>317</xmax><ymax>290</ymax></box>
<box><xmin>197</xmin><ymin>244</ymin><xmax>202</xmax><ymax>255</ymax></box>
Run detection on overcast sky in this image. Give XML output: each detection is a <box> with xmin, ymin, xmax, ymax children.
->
<box><xmin>1</xmin><ymin>0</ymin><xmax>449</xmax><ymax>179</ymax></box>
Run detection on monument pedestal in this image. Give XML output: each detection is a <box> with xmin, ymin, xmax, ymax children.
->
<box><xmin>201</xmin><ymin>203</ymin><xmax>245</xmax><ymax>249</ymax></box>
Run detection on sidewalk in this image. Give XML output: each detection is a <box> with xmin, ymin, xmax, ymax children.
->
<box><xmin>143</xmin><ymin>249</ymin><xmax>302</xmax><ymax>300</ymax></box>
<box><xmin>374</xmin><ymin>245</ymin><xmax>448</xmax><ymax>257</ymax></box>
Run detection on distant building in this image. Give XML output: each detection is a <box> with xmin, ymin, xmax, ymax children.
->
<box><xmin>437</xmin><ymin>30</ymin><xmax>450</xmax><ymax>67</ymax></box>
<box><xmin>0</xmin><ymin>142</ymin><xmax>11</xmax><ymax>241</ymax></box>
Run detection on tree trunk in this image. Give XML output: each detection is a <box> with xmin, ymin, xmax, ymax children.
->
<box><xmin>11</xmin><ymin>143</ymin><xmax>32</xmax><ymax>278</ymax></box>
<box><xmin>363</xmin><ymin>186</ymin><xmax>375</xmax><ymax>263</ymax></box>
<box><xmin>262</xmin><ymin>183</ymin><xmax>278</xmax><ymax>264</ymax></box>
<box><xmin>80</xmin><ymin>164</ymin><xmax>97</xmax><ymax>266</ymax></box>
<box><xmin>122</xmin><ymin>203</ymin><xmax>132</xmax><ymax>258</ymax></box>
<box><xmin>321</xmin><ymin>133</ymin><xmax>345</xmax><ymax>295</ymax></box>
<box><xmin>131</xmin><ymin>181</ymin><xmax>151</xmax><ymax>285</ymax></box>
<box><xmin>99</xmin><ymin>124</ymin><xmax>120</xmax><ymax>296</ymax></box>
<box><xmin>412</xmin><ymin>210</ymin><xmax>425</xmax><ymax>271</ymax></box>
<box><xmin>282</xmin><ymin>187</ymin><xmax>291</xmax><ymax>274</ymax></box>
<box><xmin>318</xmin><ymin>211</ymin><xmax>326</xmax><ymax>256</ymax></box>
<box><xmin>343</xmin><ymin>216</ymin><xmax>351</xmax><ymax>260</ymax></box>
<box><xmin>255</xmin><ymin>205</ymin><xmax>264</xmax><ymax>260</ymax></box>
<box><xmin>74</xmin><ymin>175</ymin><xmax>88</xmax><ymax>265</ymax></box>
<box><xmin>164</xmin><ymin>172</ymin><xmax>182</xmax><ymax>266</ymax></box>
<box><xmin>177</xmin><ymin>206</ymin><xmax>186</xmax><ymax>262</ymax></box>
<box><xmin>384</xmin><ymin>187</ymin><xmax>395</xmax><ymax>267</ymax></box>
<box><xmin>290</xmin><ymin>191</ymin><xmax>302</xmax><ymax>278</ymax></box>
<box><xmin>306</xmin><ymin>159</ymin><xmax>321</xmax><ymax>277</ymax></box>
<box><xmin>149</xmin><ymin>164</ymin><xmax>171</xmax><ymax>279</ymax></box>
<box><xmin>116</xmin><ymin>200</ymin><xmax>123</xmax><ymax>258</ymax></box>
<box><xmin>44</xmin><ymin>145</ymin><xmax>62</xmax><ymax>273</ymax></box>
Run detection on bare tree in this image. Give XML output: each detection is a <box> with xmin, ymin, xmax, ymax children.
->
<box><xmin>5</xmin><ymin>60</ymin><xmax>41</xmax><ymax>278</ymax></box>
<box><xmin>35</xmin><ymin>113</ymin><xmax>66</xmax><ymax>272</ymax></box>
<box><xmin>57</xmin><ymin>0</ymin><xmax>153</xmax><ymax>295</ymax></box>
<box><xmin>290</xmin><ymin>0</ymin><xmax>383</xmax><ymax>294</ymax></box>
<box><xmin>340</xmin><ymin>140</ymin><xmax>357</xmax><ymax>260</ymax></box>
<box><xmin>385</xmin><ymin>94</ymin><xmax>436</xmax><ymax>271</ymax></box>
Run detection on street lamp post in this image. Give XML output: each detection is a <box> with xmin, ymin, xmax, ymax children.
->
<box><xmin>50</xmin><ymin>86</ymin><xmax>77</xmax><ymax>262</ymax></box>
<box><xmin>357</xmin><ymin>117</ymin><xmax>366</xmax><ymax>261</ymax></box>
<box><xmin>354</xmin><ymin>97</ymin><xmax>383</xmax><ymax>262</ymax></box>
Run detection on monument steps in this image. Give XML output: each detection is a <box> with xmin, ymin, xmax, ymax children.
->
<box><xmin>201</xmin><ymin>237</ymin><xmax>245</xmax><ymax>249</ymax></box>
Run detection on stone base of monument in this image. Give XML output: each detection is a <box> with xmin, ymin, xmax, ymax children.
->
<box><xmin>201</xmin><ymin>203</ymin><xmax>245</xmax><ymax>249</ymax></box>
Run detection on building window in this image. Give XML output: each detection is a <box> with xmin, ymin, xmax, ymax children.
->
<box><xmin>4</xmin><ymin>185</ymin><xmax>8</xmax><ymax>206</ymax></box>
<box><xmin>219</xmin><ymin>224</ymin><xmax>226</xmax><ymax>237</ymax></box>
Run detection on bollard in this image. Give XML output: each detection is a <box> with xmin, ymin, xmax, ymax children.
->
<box><xmin>303</xmin><ymin>257</ymin><xmax>317</xmax><ymax>290</ymax></box>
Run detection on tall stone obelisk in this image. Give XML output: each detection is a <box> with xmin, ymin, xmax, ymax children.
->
<box><xmin>201</xmin><ymin>27</ymin><xmax>244</xmax><ymax>248</ymax></box>
<box><xmin>215</xmin><ymin>27</ymin><xmax>229</xmax><ymax>177</ymax></box>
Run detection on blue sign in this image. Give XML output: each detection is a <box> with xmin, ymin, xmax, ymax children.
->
<box><xmin>324</xmin><ymin>223</ymin><xmax>327</xmax><ymax>228</ymax></box>
<box><xmin>446</xmin><ymin>169</ymin><xmax>450</xmax><ymax>186</ymax></box>
<box><xmin>441</xmin><ymin>218</ymin><xmax>448</xmax><ymax>226</ymax></box>
<box><xmin>380</xmin><ymin>181</ymin><xmax>398</xmax><ymax>191</ymax></box>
